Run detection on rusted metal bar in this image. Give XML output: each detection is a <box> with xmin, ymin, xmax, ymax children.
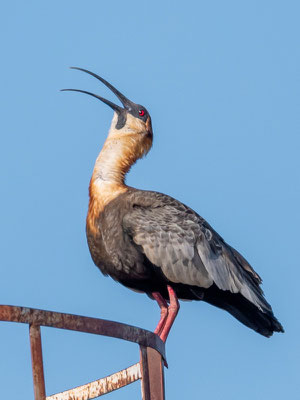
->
<box><xmin>140</xmin><ymin>346</ymin><xmax>151</xmax><ymax>400</ymax></box>
<box><xmin>0</xmin><ymin>305</ymin><xmax>165</xmax><ymax>361</ymax></box>
<box><xmin>1</xmin><ymin>305</ymin><xmax>166</xmax><ymax>399</ymax></box>
<box><xmin>146</xmin><ymin>347</ymin><xmax>165</xmax><ymax>400</ymax></box>
<box><xmin>29</xmin><ymin>324</ymin><xmax>46</xmax><ymax>400</ymax></box>
<box><xmin>46</xmin><ymin>363</ymin><xmax>141</xmax><ymax>400</ymax></box>
<box><xmin>140</xmin><ymin>346</ymin><xmax>165</xmax><ymax>400</ymax></box>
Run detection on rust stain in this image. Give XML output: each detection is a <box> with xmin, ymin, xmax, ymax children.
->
<box><xmin>0</xmin><ymin>305</ymin><xmax>166</xmax><ymax>360</ymax></box>
<box><xmin>46</xmin><ymin>363</ymin><xmax>141</xmax><ymax>400</ymax></box>
<box><xmin>29</xmin><ymin>324</ymin><xmax>46</xmax><ymax>400</ymax></box>
<box><xmin>0</xmin><ymin>305</ymin><xmax>166</xmax><ymax>400</ymax></box>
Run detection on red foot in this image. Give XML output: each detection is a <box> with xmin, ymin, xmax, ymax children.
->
<box><xmin>152</xmin><ymin>292</ymin><xmax>168</xmax><ymax>336</ymax></box>
<box><xmin>153</xmin><ymin>286</ymin><xmax>180</xmax><ymax>343</ymax></box>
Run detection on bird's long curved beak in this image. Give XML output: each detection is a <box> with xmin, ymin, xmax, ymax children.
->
<box><xmin>61</xmin><ymin>67</ymin><xmax>134</xmax><ymax>113</ymax></box>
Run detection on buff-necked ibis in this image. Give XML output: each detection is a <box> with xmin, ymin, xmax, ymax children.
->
<box><xmin>62</xmin><ymin>67</ymin><xmax>284</xmax><ymax>341</ymax></box>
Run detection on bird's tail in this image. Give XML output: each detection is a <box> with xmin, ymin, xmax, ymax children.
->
<box><xmin>200</xmin><ymin>284</ymin><xmax>284</xmax><ymax>337</ymax></box>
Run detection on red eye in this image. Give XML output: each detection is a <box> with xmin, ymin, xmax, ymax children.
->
<box><xmin>139</xmin><ymin>109</ymin><xmax>145</xmax><ymax>117</ymax></box>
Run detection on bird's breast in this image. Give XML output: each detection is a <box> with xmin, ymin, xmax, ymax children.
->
<box><xmin>86</xmin><ymin>187</ymin><xmax>151</xmax><ymax>281</ymax></box>
<box><xmin>86</xmin><ymin>180</ymin><xmax>128</xmax><ymax>237</ymax></box>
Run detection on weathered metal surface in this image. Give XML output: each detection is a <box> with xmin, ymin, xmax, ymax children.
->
<box><xmin>0</xmin><ymin>305</ymin><xmax>165</xmax><ymax>360</ymax></box>
<box><xmin>46</xmin><ymin>363</ymin><xmax>141</xmax><ymax>400</ymax></box>
<box><xmin>146</xmin><ymin>347</ymin><xmax>165</xmax><ymax>400</ymax></box>
<box><xmin>29</xmin><ymin>324</ymin><xmax>46</xmax><ymax>400</ymax></box>
<box><xmin>140</xmin><ymin>346</ymin><xmax>165</xmax><ymax>400</ymax></box>
<box><xmin>140</xmin><ymin>346</ymin><xmax>151</xmax><ymax>400</ymax></box>
<box><xmin>1</xmin><ymin>305</ymin><xmax>166</xmax><ymax>399</ymax></box>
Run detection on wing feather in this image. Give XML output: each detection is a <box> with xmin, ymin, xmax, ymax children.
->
<box><xmin>122</xmin><ymin>192</ymin><xmax>270</xmax><ymax>312</ymax></box>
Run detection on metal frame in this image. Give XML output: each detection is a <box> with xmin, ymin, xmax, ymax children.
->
<box><xmin>0</xmin><ymin>305</ymin><xmax>166</xmax><ymax>400</ymax></box>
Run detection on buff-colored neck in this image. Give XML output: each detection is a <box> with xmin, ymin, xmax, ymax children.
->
<box><xmin>87</xmin><ymin>113</ymin><xmax>152</xmax><ymax>234</ymax></box>
<box><xmin>92</xmin><ymin>138</ymin><xmax>131</xmax><ymax>185</ymax></box>
<box><xmin>91</xmin><ymin>113</ymin><xmax>152</xmax><ymax>186</ymax></box>
<box><xmin>87</xmin><ymin>136</ymin><xmax>132</xmax><ymax>233</ymax></box>
<box><xmin>89</xmin><ymin>112</ymin><xmax>152</xmax><ymax>206</ymax></box>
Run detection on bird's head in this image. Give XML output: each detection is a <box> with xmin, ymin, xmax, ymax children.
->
<box><xmin>62</xmin><ymin>67</ymin><xmax>153</xmax><ymax>160</ymax></box>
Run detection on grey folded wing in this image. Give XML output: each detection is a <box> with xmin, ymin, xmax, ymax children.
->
<box><xmin>123</xmin><ymin>198</ymin><xmax>271</xmax><ymax>312</ymax></box>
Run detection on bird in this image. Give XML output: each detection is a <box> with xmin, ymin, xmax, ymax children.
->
<box><xmin>62</xmin><ymin>67</ymin><xmax>284</xmax><ymax>341</ymax></box>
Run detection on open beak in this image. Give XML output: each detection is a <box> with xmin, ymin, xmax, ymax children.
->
<box><xmin>61</xmin><ymin>67</ymin><xmax>134</xmax><ymax>114</ymax></box>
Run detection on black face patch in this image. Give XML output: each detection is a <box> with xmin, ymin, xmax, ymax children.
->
<box><xmin>115</xmin><ymin>104</ymin><xmax>149</xmax><ymax>130</ymax></box>
<box><xmin>115</xmin><ymin>110</ymin><xmax>127</xmax><ymax>129</ymax></box>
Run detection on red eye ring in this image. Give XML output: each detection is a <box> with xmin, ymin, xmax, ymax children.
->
<box><xmin>139</xmin><ymin>109</ymin><xmax>145</xmax><ymax>117</ymax></box>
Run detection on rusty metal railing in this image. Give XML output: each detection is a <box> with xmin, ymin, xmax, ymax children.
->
<box><xmin>0</xmin><ymin>305</ymin><xmax>166</xmax><ymax>400</ymax></box>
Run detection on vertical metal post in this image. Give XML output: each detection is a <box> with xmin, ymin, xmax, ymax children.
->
<box><xmin>140</xmin><ymin>346</ymin><xmax>151</xmax><ymax>400</ymax></box>
<box><xmin>140</xmin><ymin>345</ymin><xmax>165</xmax><ymax>400</ymax></box>
<box><xmin>29</xmin><ymin>324</ymin><xmax>46</xmax><ymax>400</ymax></box>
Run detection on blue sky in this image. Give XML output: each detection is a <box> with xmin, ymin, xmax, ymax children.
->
<box><xmin>0</xmin><ymin>1</ymin><xmax>299</xmax><ymax>398</ymax></box>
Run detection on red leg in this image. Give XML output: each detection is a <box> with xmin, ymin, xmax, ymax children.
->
<box><xmin>152</xmin><ymin>292</ymin><xmax>169</xmax><ymax>336</ymax></box>
<box><xmin>159</xmin><ymin>286</ymin><xmax>180</xmax><ymax>343</ymax></box>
